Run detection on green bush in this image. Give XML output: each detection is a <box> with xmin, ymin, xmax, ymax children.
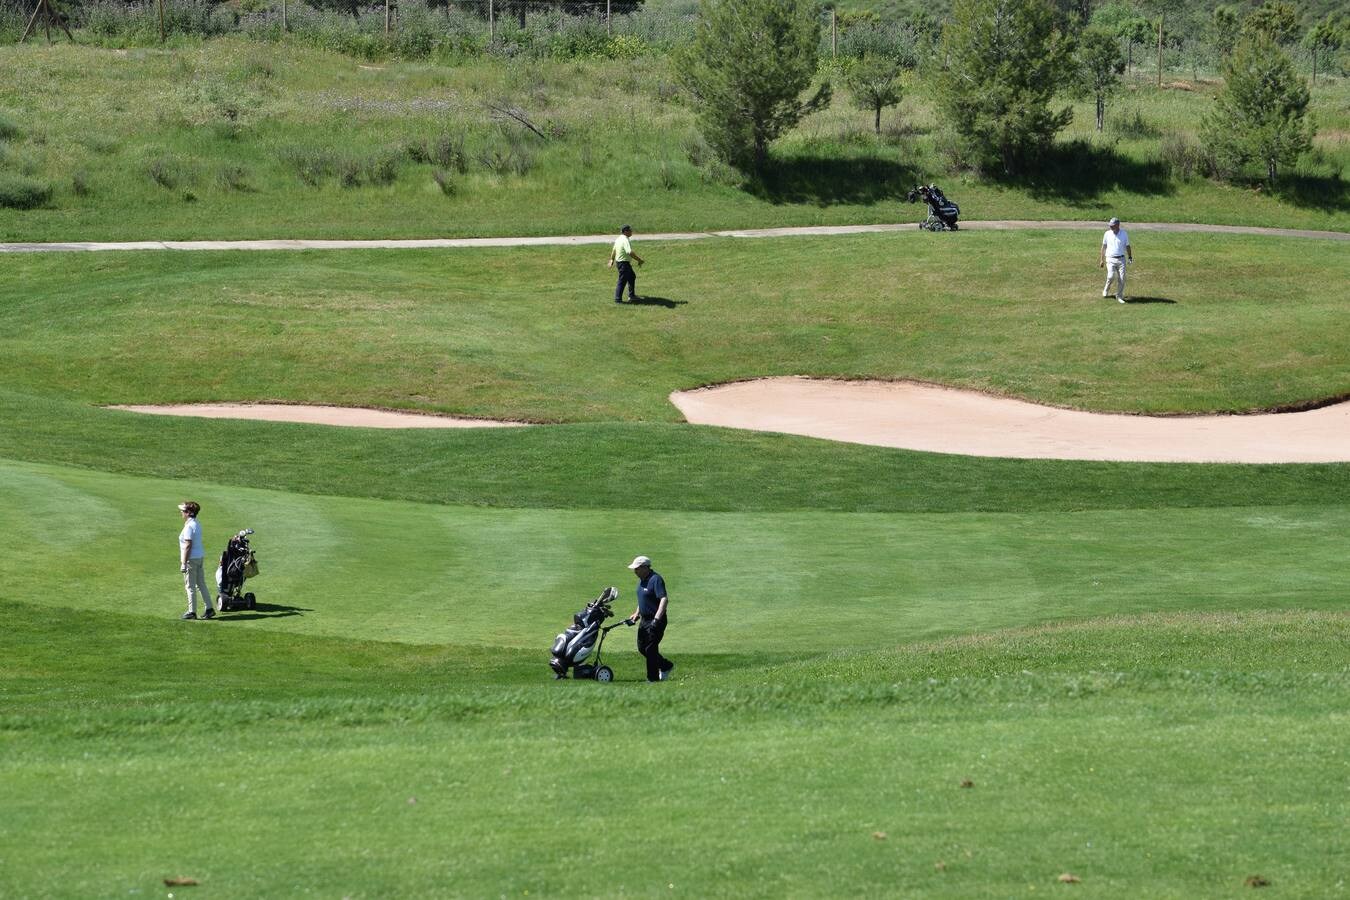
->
<box><xmin>0</xmin><ymin>112</ymin><xmax>20</xmax><ymax>141</ymax></box>
<box><xmin>0</xmin><ymin>173</ymin><xmax>53</xmax><ymax>209</ymax></box>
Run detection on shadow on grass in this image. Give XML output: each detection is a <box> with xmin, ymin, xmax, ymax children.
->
<box><xmin>745</xmin><ymin>155</ymin><xmax>919</xmax><ymax>206</ymax></box>
<box><xmin>991</xmin><ymin>140</ymin><xmax>1174</xmax><ymax>204</ymax></box>
<box><xmin>218</xmin><ymin>601</ymin><xmax>312</xmax><ymax>621</ymax></box>
<box><xmin>1124</xmin><ymin>296</ymin><xmax>1177</xmax><ymax>304</ymax></box>
<box><xmin>620</xmin><ymin>295</ymin><xmax>686</xmax><ymax>308</ymax></box>
<box><xmin>1270</xmin><ymin>173</ymin><xmax>1350</xmax><ymax>214</ymax></box>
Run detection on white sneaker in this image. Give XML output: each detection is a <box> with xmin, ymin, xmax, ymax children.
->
<box><xmin>1117</xmin><ymin>296</ymin><xmax>1126</xmax><ymax>303</ymax></box>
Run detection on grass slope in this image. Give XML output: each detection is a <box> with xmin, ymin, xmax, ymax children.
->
<box><xmin>3</xmin><ymin>601</ymin><xmax>1346</xmax><ymax>897</ymax></box>
<box><xmin>1</xmin><ymin>42</ymin><xmax>1347</xmax><ymax>241</ymax></box>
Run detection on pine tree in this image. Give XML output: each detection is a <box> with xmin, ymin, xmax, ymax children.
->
<box><xmin>936</xmin><ymin>0</ymin><xmax>1075</xmax><ymax>175</ymax></box>
<box><xmin>1201</xmin><ymin>33</ymin><xmax>1313</xmax><ymax>184</ymax></box>
<box><xmin>676</xmin><ymin>0</ymin><xmax>831</xmax><ymax>174</ymax></box>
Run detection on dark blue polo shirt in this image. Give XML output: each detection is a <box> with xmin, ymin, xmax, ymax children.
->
<box><xmin>635</xmin><ymin>571</ymin><xmax>668</xmax><ymax>619</ymax></box>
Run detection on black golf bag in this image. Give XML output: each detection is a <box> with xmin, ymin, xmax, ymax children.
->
<box><xmin>216</xmin><ymin>529</ymin><xmax>259</xmax><ymax>612</ymax></box>
<box><xmin>550</xmin><ymin>586</ymin><xmax>629</xmax><ymax>681</ymax></box>
<box><xmin>907</xmin><ymin>184</ymin><xmax>960</xmax><ymax>231</ymax></box>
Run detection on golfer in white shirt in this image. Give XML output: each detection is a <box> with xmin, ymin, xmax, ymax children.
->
<box><xmin>1099</xmin><ymin>216</ymin><xmax>1132</xmax><ymax>303</ymax></box>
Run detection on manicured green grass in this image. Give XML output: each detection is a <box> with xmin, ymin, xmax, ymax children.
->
<box><xmin>3</xmin><ymin>458</ymin><xmax>1347</xmax><ymax>647</ymax></box>
<box><xmin>4</xmin><ymin>598</ymin><xmax>1346</xmax><ymax>897</ymax></box>
<box><xmin>3</xmin><ymin>233</ymin><xmax>1347</xmax><ymax>423</ymax></box>
<box><xmin>3</xmin><ymin>45</ymin><xmax>1348</xmax><ymax>892</ymax></box>
<box><xmin>0</xmin><ymin>41</ymin><xmax>1346</xmax><ymax>241</ymax></box>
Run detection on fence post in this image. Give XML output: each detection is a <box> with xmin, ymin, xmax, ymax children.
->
<box><xmin>1156</xmin><ymin>14</ymin><xmax>1163</xmax><ymax>88</ymax></box>
<box><xmin>158</xmin><ymin>0</ymin><xmax>165</xmax><ymax>42</ymax></box>
<box><xmin>281</xmin><ymin>0</ymin><xmax>287</xmax><ymax>32</ymax></box>
<box><xmin>831</xmin><ymin>9</ymin><xmax>837</xmax><ymax>59</ymax></box>
<box><xmin>606</xmin><ymin>0</ymin><xmax>611</xmax><ymax>37</ymax></box>
<box><xmin>384</xmin><ymin>0</ymin><xmax>390</xmax><ymax>35</ymax></box>
<box><xmin>489</xmin><ymin>0</ymin><xmax>494</xmax><ymax>40</ymax></box>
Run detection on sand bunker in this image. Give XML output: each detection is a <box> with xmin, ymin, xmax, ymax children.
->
<box><xmin>110</xmin><ymin>404</ymin><xmax>528</xmax><ymax>430</ymax></box>
<box><xmin>670</xmin><ymin>378</ymin><xmax>1350</xmax><ymax>463</ymax></box>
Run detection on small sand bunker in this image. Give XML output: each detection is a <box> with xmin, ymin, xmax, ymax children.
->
<box><xmin>670</xmin><ymin>378</ymin><xmax>1350</xmax><ymax>463</ymax></box>
<box><xmin>110</xmin><ymin>404</ymin><xmax>529</xmax><ymax>430</ymax></box>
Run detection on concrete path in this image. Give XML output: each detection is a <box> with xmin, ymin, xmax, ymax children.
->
<box><xmin>2</xmin><ymin>221</ymin><xmax>1346</xmax><ymax>253</ymax></box>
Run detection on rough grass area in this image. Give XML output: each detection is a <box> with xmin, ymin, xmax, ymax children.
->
<box><xmin>0</xmin><ymin>41</ymin><xmax>1346</xmax><ymax>241</ymax></box>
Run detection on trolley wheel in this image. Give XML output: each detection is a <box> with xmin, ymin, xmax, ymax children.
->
<box><xmin>595</xmin><ymin>666</ymin><xmax>613</xmax><ymax>683</ymax></box>
<box><xmin>244</xmin><ymin>592</ymin><xmax>256</xmax><ymax>610</ymax></box>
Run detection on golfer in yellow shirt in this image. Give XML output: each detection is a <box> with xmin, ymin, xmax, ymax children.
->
<box><xmin>606</xmin><ymin>224</ymin><xmax>645</xmax><ymax>303</ymax></box>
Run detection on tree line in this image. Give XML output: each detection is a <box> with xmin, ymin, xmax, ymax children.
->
<box><xmin>682</xmin><ymin>0</ymin><xmax>1337</xmax><ymax>184</ymax></box>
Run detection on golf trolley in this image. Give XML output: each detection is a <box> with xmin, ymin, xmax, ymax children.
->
<box><xmin>215</xmin><ymin>529</ymin><xmax>260</xmax><ymax>612</ymax></box>
<box><xmin>549</xmin><ymin>586</ymin><xmax>635</xmax><ymax>682</ymax></box>
<box><xmin>906</xmin><ymin>184</ymin><xmax>960</xmax><ymax>231</ymax></box>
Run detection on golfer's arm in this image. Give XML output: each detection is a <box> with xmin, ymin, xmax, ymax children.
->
<box><xmin>632</xmin><ymin>253</ymin><xmax>644</xmax><ymax>265</ymax></box>
<box><xmin>180</xmin><ymin>542</ymin><xmax>189</xmax><ymax>568</ymax></box>
<box><xmin>655</xmin><ymin>596</ymin><xmax>668</xmax><ymax>619</ymax></box>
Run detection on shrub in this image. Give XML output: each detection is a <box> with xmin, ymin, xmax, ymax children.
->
<box><xmin>71</xmin><ymin>170</ymin><xmax>93</xmax><ymax>197</ymax></box>
<box><xmin>432</xmin><ymin>168</ymin><xmax>455</xmax><ymax>196</ymax></box>
<box><xmin>1159</xmin><ymin>132</ymin><xmax>1211</xmax><ymax>180</ymax></box>
<box><xmin>215</xmin><ymin>165</ymin><xmax>252</xmax><ymax>192</ymax></box>
<box><xmin>147</xmin><ymin>155</ymin><xmax>190</xmax><ymax>190</ymax></box>
<box><xmin>1108</xmin><ymin>107</ymin><xmax>1159</xmax><ymax>139</ymax></box>
<box><xmin>278</xmin><ymin>146</ymin><xmax>337</xmax><ymax>186</ymax></box>
<box><xmin>0</xmin><ymin>173</ymin><xmax>52</xmax><ymax>209</ymax></box>
<box><xmin>0</xmin><ymin>112</ymin><xmax>20</xmax><ymax>141</ymax></box>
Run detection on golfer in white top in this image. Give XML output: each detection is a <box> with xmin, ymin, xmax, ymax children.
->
<box><xmin>1099</xmin><ymin>216</ymin><xmax>1132</xmax><ymax>303</ymax></box>
<box><xmin>178</xmin><ymin>500</ymin><xmax>216</xmax><ymax>620</ymax></box>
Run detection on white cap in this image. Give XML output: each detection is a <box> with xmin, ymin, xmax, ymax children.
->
<box><xmin>1108</xmin><ymin>217</ymin><xmax>1120</xmax><ymax>225</ymax></box>
<box><xmin>627</xmin><ymin>555</ymin><xmax>652</xmax><ymax>569</ymax></box>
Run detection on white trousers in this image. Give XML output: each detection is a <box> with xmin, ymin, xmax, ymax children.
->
<box><xmin>183</xmin><ymin>558</ymin><xmax>214</xmax><ymax>614</ymax></box>
<box><xmin>1103</xmin><ymin>257</ymin><xmax>1127</xmax><ymax>299</ymax></box>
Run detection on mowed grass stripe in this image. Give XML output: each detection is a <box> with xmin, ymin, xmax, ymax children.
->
<box><xmin>4</xmin><ymin>602</ymin><xmax>1346</xmax><ymax>897</ymax></box>
<box><xmin>2</xmin><ymin>232</ymin><xmax>1347</xmax><ymax>419</ymax></box>
<box><xmin>3</xmin><ymin>459</ymin><xmax>1346</xmax><ymax>649</ymax></box>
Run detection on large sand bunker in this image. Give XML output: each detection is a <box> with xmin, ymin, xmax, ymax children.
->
<box><xmin>110</xmin><ymin>404</ymin><xmax>528</xmax><ymax>429</ymax></box>
<box><xmin>670</xmin><ymin>378</ymin><xmax>1350</xmax><ymax>463</ymax></box>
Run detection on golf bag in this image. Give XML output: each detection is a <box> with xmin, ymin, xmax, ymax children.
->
<box><xmin>550</xmin><ymin>586</ymin><xmax>629</xmax><ymax>681</ymax></box>
<box><xmin>215</xmin><ymin>529</ymin><xmax>259</xmax><ymax>612</ymax></box>
<box><xmin>906</xmin><ymin>184</ymin><xmax>960</xmax><ymax>231</ymax></box>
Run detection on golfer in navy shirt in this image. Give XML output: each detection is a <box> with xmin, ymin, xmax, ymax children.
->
<box><xmin>624</xmin><ymin>555</ymin><xmax>674</xmax><ymax>682</ymax></box>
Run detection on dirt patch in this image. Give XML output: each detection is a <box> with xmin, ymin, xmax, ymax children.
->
<box><xmin>109</xmin><ymin>403</ymin><xmax>530</xmax><ymax>429</ymax></box>
<box><xmin>670</xmin><ymin>377</ymin><xmax>1350</xmax><ymax>463</ymax></box>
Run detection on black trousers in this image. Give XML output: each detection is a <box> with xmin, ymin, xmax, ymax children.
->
<box><xmin>614</xmin><ymin>261</ymin><xmax>637</xmax><ymax>301</ymax></box>
<box><xmin>637</xmin><ymin>617</ymin><xmax>671</xmax><ymax>682</ymax></box>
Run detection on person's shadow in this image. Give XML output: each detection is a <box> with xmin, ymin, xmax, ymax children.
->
<box><xmin>216</xmin><ymin>602</ymin><xmax>312</xmax><ymax>621</ymax></box>
<box><xmin>1123</xmin><ymin>296</ymin><xmax>1177</xmax><ymax>304</ymax></box>
<box><xmin>619</xmin><ymin>296</ymin><xmax>686</xmax><ymax>308</ymax></box>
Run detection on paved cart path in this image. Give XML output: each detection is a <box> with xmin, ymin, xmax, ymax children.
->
<box><xmin>2</xmin><ymin>220</ymin><xmax>1346</xmax><ymax>253</ymax></box>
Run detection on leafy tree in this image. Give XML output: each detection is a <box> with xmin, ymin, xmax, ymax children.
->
<box><xmin>1074</xmin><ymin>27</ymin><xmax>1126</xmax><ymax>131</ymax></box>
<box><xmin>676</xmin><ymin>0</ymin><xmax>831</xmax><ymax>174</ymax></box>
<box><xmin>1092</xmin><ymin>2</ymin><xmax>1153</xmax><ymax>73</ymax></box>
<box><xmin>1210</xmin><ymin>5</ymin><xmax>1241</xmax><ymax>59</ymax></box>
<box><xmin>1201</xmin><ymin>32</ymin><xmax>1313</xmax><ymax>184</ymax></box>
<box><xmin>1242</xmin><ymin>1</ymin><xmax>1299</xmax><ymax>46</ymax></box>
<box><xmin>936</xmin><ymin>0</ymin><xmax>1075</xmax><ymax>175</ymax></box>
<box><xmin>1302</xmin><ymin>15</ymin><xmax>1344</xmax><ymax>84</ymax></box>
<box><xmin>846</xmin><ymin>54</ymin><xmax>904</xmax><ymax>134</ymax></box>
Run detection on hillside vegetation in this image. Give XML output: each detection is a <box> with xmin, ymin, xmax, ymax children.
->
<box><xmin>0</xmin><ymin>39</ymin><xmax>1346</xmax><ymax>240</ymax></box>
